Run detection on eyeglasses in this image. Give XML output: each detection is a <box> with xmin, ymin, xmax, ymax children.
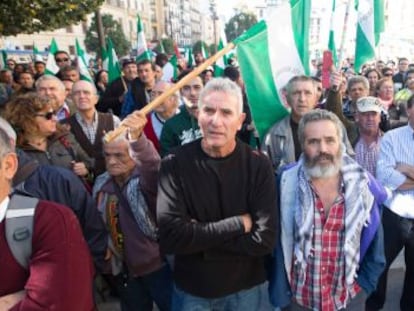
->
<box><xmin>384</xmin><ymin>73</ymin><xmax>393</xmax><ymax>77</ymax></box>
<box><xmin>35</xmin><ymin>111</ymin><xmax>56</xmax><ymax>120</ymax></box>
<box><xmin>56</xmin><ymin>58</ymin><xmax>69</xmax><ymax>63</ymax></box>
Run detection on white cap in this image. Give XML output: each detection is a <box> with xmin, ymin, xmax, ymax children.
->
<box><xmin>356</xmin><ymin>96</ymin><xmax>382</xmax><ymax>113</ymax></box>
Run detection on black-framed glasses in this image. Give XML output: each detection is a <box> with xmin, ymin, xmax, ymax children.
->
<box><xmin>35</xmin><ymin>111</ymin><xmax>56</xmax><ymax>120</ymax></box>
<box><xmin>56</xmin><ymin>58</ymin><xmax>69</xmax><ymax>63</ymax></box>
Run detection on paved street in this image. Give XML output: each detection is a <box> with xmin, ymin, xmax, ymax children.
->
<box><xmin>97</xmin><ymin>252</ymin><xmax>406</xmax><ymax>311</ymax></box>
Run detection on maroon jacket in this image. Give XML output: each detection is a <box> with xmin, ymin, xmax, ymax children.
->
<box><xmin>0</xmin><ymin>199</ymin><xmax>96</xmax><ymax>311</ymax></box>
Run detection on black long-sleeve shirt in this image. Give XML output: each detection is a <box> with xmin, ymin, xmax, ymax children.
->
<box><xmin>157</xmin><ymin>139</ymin><xmax>278</xmax><ymax>298</ymax></box>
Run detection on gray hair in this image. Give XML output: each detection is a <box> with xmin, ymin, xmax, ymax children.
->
<box><xmin>285</xmin><ymin>75</ymin><xmax>316</xmax><ymax>96</ymax></box>
<box><xmin>298</xmin><ymin>109</ymin><xmax>344</xmax><ymax>148</ymax></box>
<box><xmin>154</xmin><ymin>81</ymin><xmax>180</xmax><ymax>99</ymax></box>
<box><xmin>0</xmin><ymin>127</ymin><xmax>14</xmax><ymax>160</ymax></box>
<box><xmin>72</xmin><ymin>80</ymin><xmax>98</xmax><ymax>96</ymax></box>
<box><xmin>35</xmin><ymin>74</ymin><xmax>65</xmax><ymax>91</ymax></box>
<box><xmin>0</xmin><ymin>117</ymin><xmax>17</xmax><ymax>143</ymax></box>
<box><xmin>198</xmin><ymin>77</ymin><xmax>243</xmax><ymax>114</ymax></box>
<box><xmin>347</xmin><ymin>75</ymin><xmax>369</xmax><ymax>91</ymax></box>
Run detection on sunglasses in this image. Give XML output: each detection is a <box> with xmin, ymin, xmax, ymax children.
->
<box><xmin>35</xmin><ymin>111</ymin><xmax>56</xmax><ymax>120</ymax></box>
<box><xmin>56</xmin><ymin>58</ymin><xmax>69</xmax><ymax>63</ymax></box>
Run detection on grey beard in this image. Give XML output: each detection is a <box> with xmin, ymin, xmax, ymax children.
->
<box><xmin>304</xmin><ymin>157</ymin><xmax>342</xmax><ymax>178</ymax></box>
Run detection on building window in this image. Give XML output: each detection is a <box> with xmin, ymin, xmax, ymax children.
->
<box><xmin>24</xmin><ymin>45</ymin><xmax>33</xmax><ymax>50</ymax></box>
<box><xmin>69</xmin><ymin>45</ymin><xmax>75</xmax><ymax>55</ymax></box>
<box><xmin>66</xmin><ymin>25</ymin><xmax>74</xmax><ymax>33</ymax></box>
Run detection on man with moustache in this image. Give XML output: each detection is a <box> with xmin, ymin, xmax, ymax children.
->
<box><xmin>269</xmin><ymin>109</ymin><xmax>387</xmax><ymax>311</ymax></box>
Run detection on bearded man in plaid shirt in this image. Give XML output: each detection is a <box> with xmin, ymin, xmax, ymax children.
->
<box><xmin>268</xmin><ymin>109</ymin><xmax>387</xmax><ymax>311</ymax></box>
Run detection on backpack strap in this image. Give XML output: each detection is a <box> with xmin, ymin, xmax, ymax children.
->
<box><xmin>5</xmin><ymin>194</ymin><xmax>39</xmax><ymax>269</ymax></box>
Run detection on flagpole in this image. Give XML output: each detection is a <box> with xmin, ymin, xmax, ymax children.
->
<box><xmin>120</xmin><ymin>75</ymin><xmax>128</xmax><ymax>93</ymax></box>
<box><xmin>103</xmin><ymin>42</ymin><xmax>235</xmax><ymax>143</ymax></box>
<box><xmin>337</xmin><ymin>0</ymin><xmax>352</xmax><ymax>69</ymax></box>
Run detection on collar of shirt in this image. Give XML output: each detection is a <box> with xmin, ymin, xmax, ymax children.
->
<box><xmin>75</xmin><ymin>110</ymin><xmax>98</xmax><ymax>126</ymax></box>
<box><xmin>357</xmin><ymin>131</ymin><xmax>382</xmax><ymax>148</ymax></box>
<box><xmin>57</xmin><ymin>103</ymin><xmax>70</xmax><ymax>119</ymax></box>
<box><xmin>0</xmin><ymin>196</ymin><xmax>10</xmax><ymax>223</ymax></box>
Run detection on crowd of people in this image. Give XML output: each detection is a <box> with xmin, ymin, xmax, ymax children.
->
<box><xmin>0</xmin><ymin>48</ymin><xmax>412</xmax><ymax>311</ymax></box>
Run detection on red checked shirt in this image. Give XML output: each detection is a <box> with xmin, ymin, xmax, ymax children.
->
<box><xmin>291</xmin><ymin>186</ymin><xmax>360</xmax><ymax>311</ymax></box>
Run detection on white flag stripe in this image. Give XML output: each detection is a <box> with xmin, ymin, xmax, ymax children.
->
<box><xmin>267</xmin><ymin>3</ymin><xmax>305</xmax><ymax>102</ymax></box>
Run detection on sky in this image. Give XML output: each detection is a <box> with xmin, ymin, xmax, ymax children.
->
<box><xmin>200</xmin><ymin>0</ymin><xmax>254</xmax><ymax>22</ymax></box>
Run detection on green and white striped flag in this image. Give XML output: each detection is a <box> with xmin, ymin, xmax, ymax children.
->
<box><xmin>136</xmin><ymin>15</ymin><xmax>151</xmax><ymax>62</ymax></box>
<box><xmin>162</xmin><ymin>55</ymin><xmax>178</xmax><ymax>82</ymax></box>
<box><xmin>201</xmin><ymin>43</ymin><xmax>209</xmax><ymax>59</ymax></box>
<box><xmin>45</xmin><ymin>38</ymin><xmax>60</xmax><ymax>75</ymax></box>
<box><xmin>328</xmin><ymin>0</ymin><xmax>338</xmax><ymax>67</ymax></box>
<box><xmin>106</xmin><ymin>38</ymin><xmax>122</xmax><ymax>85</ymax></box>
<box><xmin>75</xmin><ymin>39</ymin><xmax>93</xmax><ymax>82</ymax></box>
<box><xmin>235</xmin><ymin>0</ymin><xmax>310</xmax><ymax>141</ymax></box>
<box><xmin>354</xmin><ymin>0</ymin><xmax>385</xmax><ymax>73</ymax></box>
<box><xmin>159</xmin><ymin>40</ymin><xmax>166</xmax><ymax>54</ymax></box>
<box><xmin>33</xmin><ymin>44</ymin><xmax>44</xmax><ymax>62</ymax></box>
<box><xmin>214</xmin><ymin>29</ymin><xmax>228</xmax><ymax>77</ymax></box>
<box><xmin>186</xmin><ymin>46</ymin><xmax>194</xmax><ymax>68</ymax></box>
<box><xmin>0</xmin><ymin>50</ymin><xmax>7</xmax><ymax>69</ymax></box>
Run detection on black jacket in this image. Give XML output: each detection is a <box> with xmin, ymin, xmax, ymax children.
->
<box><xmin>13</xmin><ymin>150</ymin><xmax>108</xmax><ymax>271</ymax></box>
<box><xmin>97</xmin><ymin>77</ymin><xmax>128</xmax><ymax>116</ymax></box>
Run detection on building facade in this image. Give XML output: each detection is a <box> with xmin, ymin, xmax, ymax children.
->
<box><xmin>1</xmin><ymin>0</ymin><xmax>152</xmax><ymax>58</ymax></box>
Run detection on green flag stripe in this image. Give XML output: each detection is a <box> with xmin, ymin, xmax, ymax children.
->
<box><xmin>237</xmin><ymin>27</ymin><xmax>289</xmax><ymax>141</ymax></box>
<box><xmin>354</xmin><ymin>23</ymin><xmax>375</xmax><ymax>72</ymax></box>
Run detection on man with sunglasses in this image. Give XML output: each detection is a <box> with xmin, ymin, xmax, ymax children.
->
<box><xmin>0</xmin><ymin>126</ymin><xmax>96</xmax><ymax>310</ymax></box>
<box><xmin>54</xmin><ymin>51</ymin><xmax>72</xmax><ymax>80</ymax></box>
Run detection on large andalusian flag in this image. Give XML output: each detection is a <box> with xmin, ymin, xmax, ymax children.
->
<box><xmin>136</xmin><ymin>15</ymin><xmax>151</xmax><ymax>62</ymax></box>
<box><xmin>75</xmin><ymin>39</ymin><xmax>93</xmax><ymax>82</ymax></box>
<box><xmin>45</xmin><ymin>38</ymin><xmax>60</xmax><ymax>75</ymax></box>
<box><xmin>354</xmin><ymin>0</ymin><xmax>385</xmax><ymax>73</ymax></box>
<box><xmin>235</xmin><ymin>0</ymin><xmax>311</xmax><ymax>140</ymax></box>
<box><xmin>328</xmin><ymin>0</ymin><xmax>338</xmax><ymax>67</ymax></box>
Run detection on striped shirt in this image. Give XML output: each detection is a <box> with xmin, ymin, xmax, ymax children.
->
<box><xmin>75</xmin><ymin>111</ymin><xmax>121</xmax><ymax>144</ymax></box>
<box><xmin>354</xmin><ymin>133</ymin><xmax>382</xmax><ymax>176</ymax></box>
<box><xmin>377</xmin><ymin>124</ymin><xmax>414</xmax><ymax>218</ymax></box>
<box><xmin>56</xmin><ymin>103</ymin><xmax>70</xmax><ymax>121</ymax></box>
<box><xmin>291</xmin><ymin>187</ymin><xmax>359</xmax><ymax>311</ymax></box>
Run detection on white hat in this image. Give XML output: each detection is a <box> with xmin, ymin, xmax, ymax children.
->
<box><xmin>356</xmin><ymin>96</ymin><xmax>382</xmax><ymax>113</ymax></box>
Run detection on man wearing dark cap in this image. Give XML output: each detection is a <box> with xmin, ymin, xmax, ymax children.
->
<box><xmin>97</xmin><ymin>58</ymin><xmax>138</xmax><ymax>117</ymax></box>
<box><xmin>34</xmin><ymin>61</ymin><xmax>46</xmax><ymax>80</ymax></box>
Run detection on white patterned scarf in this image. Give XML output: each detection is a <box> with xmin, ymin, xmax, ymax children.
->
<box><xmin>294</xmin><ymin>154</ymin><xmax>374</xmax><ymax>290</ymax></box>
<box><xmin>93</xmin><ymin>172</ymin><xmax>158</xmax><ymax>241</ymax></box>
